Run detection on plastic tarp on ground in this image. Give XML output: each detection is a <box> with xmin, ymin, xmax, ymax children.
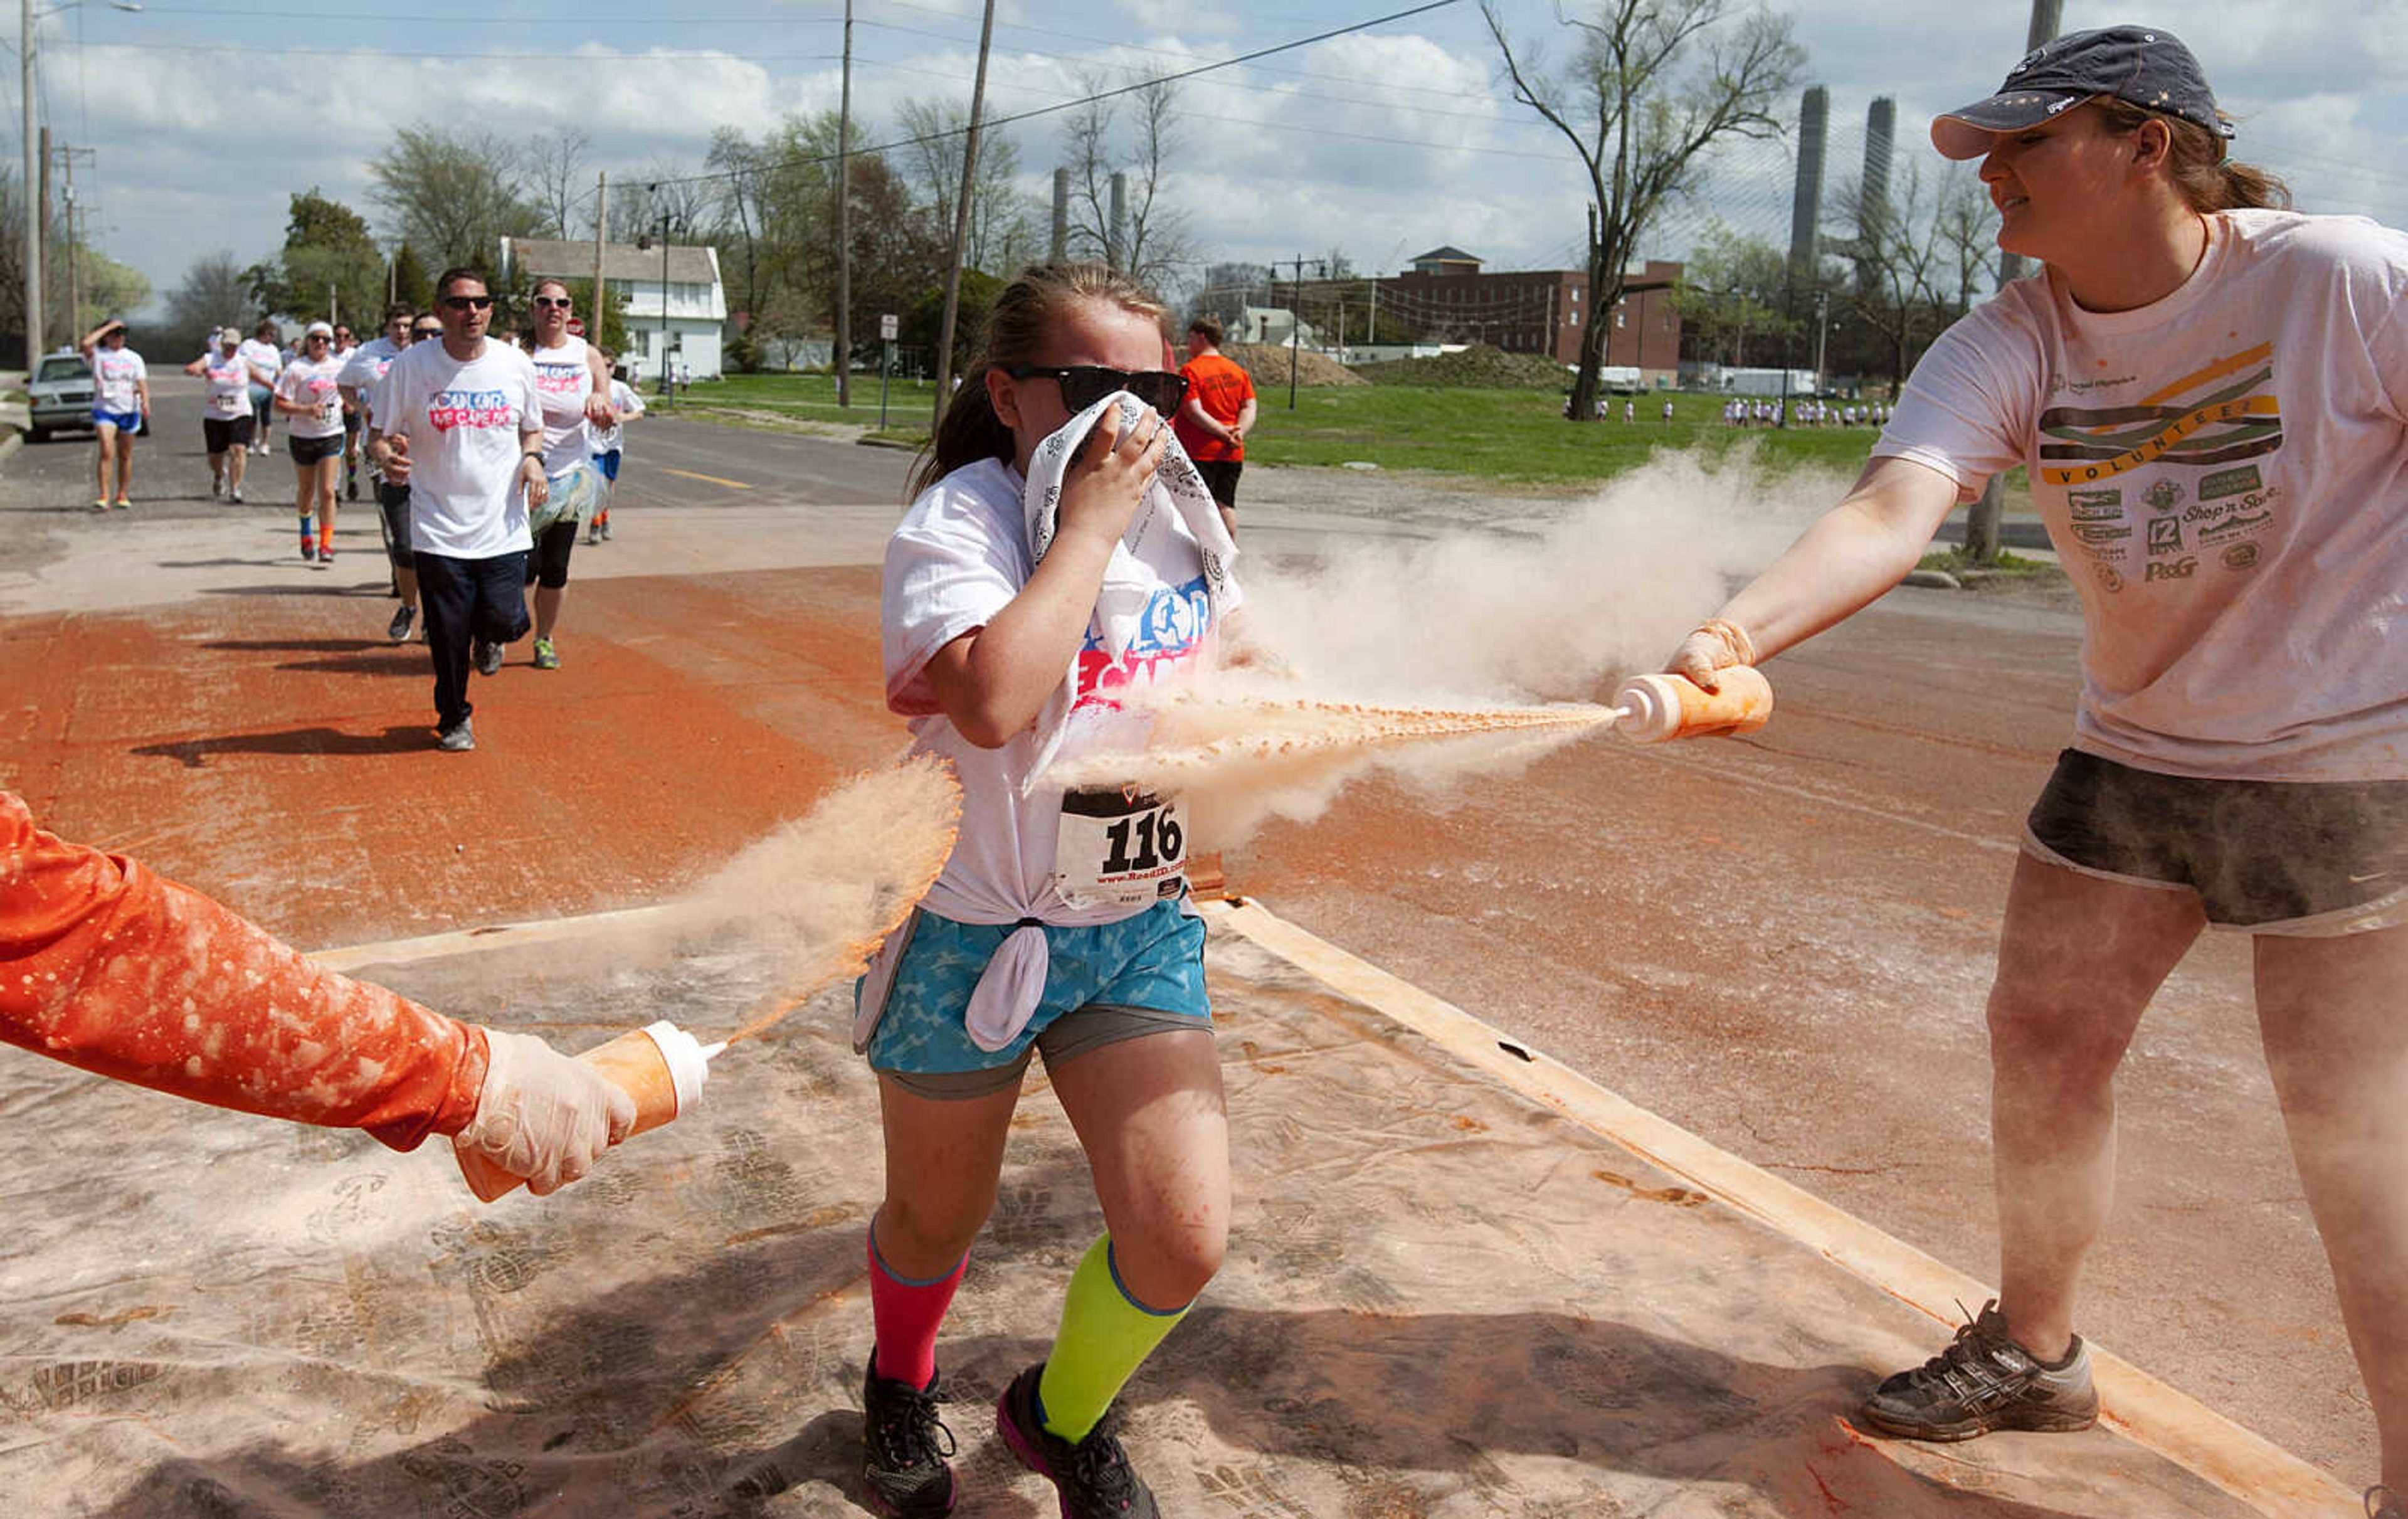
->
<box><xmin>1</xmin><ymin>918</ymin><xmax>2257</xmax><ymax>1517</ymax></box>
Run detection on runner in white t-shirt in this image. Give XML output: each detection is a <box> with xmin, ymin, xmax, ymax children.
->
<box><xmin>238</xmin><ymin>321</ymin><xmax>282</xmax><ymax>455</ymax></box>
<box><xmin>515</xmin><ymin>278</ymin><xmax>616</xmax><ymax>671</ymax></box>
<box><xmin>585</xmin><ymin>349</ymin><xmax>642</xmax><ymax>544</ymax></box>
<box><xmin>275</xmin><ymin>321</ymin><xmax>350</xmax><ymax>564</ymax></box>
<box><xmin>341</xmin><ymin>303</ymin><xmax>427</xmax><ymax>641</ymax></box>
<box><xmin>77</xmin><ymin>319</ymin><xmax>148</xmax><ymax>511</ymax></box>
<box><xmin>182</xmin><ymin>326</ymin><xmax>253</xmax><ymax>501</ymax></box>
<box><xmin>366</xmin><ymin>268</ymin><xmax>547</xmax><ymax>753</ymax></box>
<box><xmin>853</xmin><ymin>262</ymin><xmax>1261</xmax><ymax>1519</ymax></box>
<box><xmin>1661</xmin><ymin>29</ymin><xmax>2408</xmax><ymax>1506</ymax></box>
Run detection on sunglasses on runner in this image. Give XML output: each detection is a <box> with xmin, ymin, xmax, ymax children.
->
<box><xmin>1004</xmin><ymin>364</ymin><xmax>1188</xmax><ymax>416</ymax></box>
<box><xmin>532</xmin><ymin>295</ymin><xmax>573</xmax><ymax>309</ymax></box>
<box><xmin>411</xmin><ymin>326</ymin><xmax>443</xmax><ymax>340</ymax></box>
<box><xmin>440</xmin><ymin>294</ymin><xmax>494</xmax><ymax>312</ymax></box>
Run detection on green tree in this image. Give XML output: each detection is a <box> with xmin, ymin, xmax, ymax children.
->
<box><xmin>1672</xmin><ymin>224</ymin><xmax>1797</xmax><ymax>368</ymax></box>
<box><xmin>245</xmin><ymin>189</ymin><xmax>385</xmax><ymax>326</ymax></box>
<box><xmin>904</xmin><ymin>267</ymin><xmax>1001</xmax><ymax>372</ymax></box>
<box><xmin>159</xmin><ymin>250</ymin><xmax>251</xmax><ymax>359</ymax></box>
<box><xmin>71</xmin><ymin>247</ymin><xmax>149</xmax><ymax>334</ymax></box>
<box><xmin>1487</xmin><ymin>0</ymin><xmax>1801</xmax><ymax>423</ymax></box>
<box><xmin>368</xmin><ymin>124</ymin><xmax>541</xmax><ymax>272</ymax></box>
<box><xmin>389</xmin><ymin>241</ymin><xmax>431</xmax><ymax>312</ymax></box>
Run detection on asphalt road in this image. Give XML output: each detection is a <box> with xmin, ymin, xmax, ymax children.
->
<box><xmin>1</xmin><ymin>373</ymin><xmax>2372</xmax><ymax>1485</ymax></box>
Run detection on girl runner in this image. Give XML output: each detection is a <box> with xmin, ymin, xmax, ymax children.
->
<box><xmin>183</xmin><ymin>326</ymin><xmax>251</xmax><ymax>501</ymax></box>
<box><xmin>585</xmin><ymin>349</ymin><xmax>642</xmax><ymax>544</ymax></box>
<box><xmin>78</xmin><ymin>318</ymin><xmax>147</xmax><ymax>511</ymax></box>
<box><xmin>274</xmin><ymin>321</ymin><xmax>348</xmax><ymax>564</ymax></box>
<box><xmin>517</xmin><ymin>278</ymin><xmax>615</xmax><ymax>670</ymax></box>
<box><xmin>1662</xmin><ymin>28</ymin><xmax>2408</xmax><ymax>1514</ymax></box>
<box><xmin>239</xmin><ymin>319</ymin><xmax>281</xmax><ymax>456</ymax></box>
<box><xmin>857</xmin><ymin>262</ymin><xmax>1242</xmax><ymax>1519</ymax></box>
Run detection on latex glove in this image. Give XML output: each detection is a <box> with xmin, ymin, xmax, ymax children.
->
<box><xmin>453</xmin><ymin>1030</ymin><xmax>637</xmax><ymax>1195</ymax></box>
<box><xmin>1666</xmin><ymin>618</ymin><xmax>1757</xmax><ymax>692</ymax></box>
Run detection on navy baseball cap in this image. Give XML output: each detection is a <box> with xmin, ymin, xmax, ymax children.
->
<box><xmin>1931</xmin><ymin>24</ymin><xmax>2234</xmax><ymax>161</ymax></box>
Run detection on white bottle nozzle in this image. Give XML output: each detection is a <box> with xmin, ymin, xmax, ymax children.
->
<box><xmin>700</xmin><ymin>1040</ymin><xmax>729</xmax><ymax>1062</ymax></box>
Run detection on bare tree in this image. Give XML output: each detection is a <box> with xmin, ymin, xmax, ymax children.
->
<box><xmin>1059</xmin><ymin>71</ymin><xmax>1193</xmax><ymax>288</ymax></box>
<box><xmin>1487</xmin><ymin>0</ymin><xmax>1800</xmax><ymax>423</ymax></box>
<box><xmin>525</xmin><ymin>127</ymin><xmax>591</xmax><ymax>240</ymax></box>
<box><xmin>367</xmin><ymin>124</ymin><xmax>542</xmax><ymax>271</ymax></box>
<box><xmin>1829</xmin><ymin>157</ymin><xmax>1992</xmax><ymax>393</ymax></box>
<box><xmin>897</xmin><ymin>96</ymin><xmax>1036</xmax><ymax>275</ymax></box>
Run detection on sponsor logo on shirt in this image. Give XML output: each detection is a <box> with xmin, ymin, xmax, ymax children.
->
<box><xmin>2222</xmin><ymin>542</ymin><xmax>2262</xmax><ymax>571</ymax></box>
<box><xmin>2146</xmin><ymin>517</ymin><xmax>2183</xmax><ymax>554</ymax></box>
<box><xmin>2071</xmin><ymin>521</ymin><xmax>2131</xmax><ymax>544</ymax></box>
<box><xmin>428</xmin><ymin>388</ymin><xmax>517</xmax><ymax>431</ymax></box>
<box><xmin>2144</xmin><ymin>556</ymin><xmax>2198</xmax><ymax>581</ymax></box>
<box><xmin>2142</xmin><ymin>478</ymin><xmax>2184</xmax><ymax>512</ymax></box>
<box><xmin>1075</xmin><ymin>574</ymin><xmax>1212</xmax><ymax>706</ymax></box>
<box><xmin>2039</xmin><ymin>342</ymin><xmax>2283</xmax><ymax>487</ymax></box>
<box><xmin>2199</xmin><ymin>463</ymin><xmax>2262</xmax><ymax>500</ymax></box>
<box><xmin>2066</xmin><ymin>487</ymin><xmax>2121</xmax><ymax>521</ymax></box>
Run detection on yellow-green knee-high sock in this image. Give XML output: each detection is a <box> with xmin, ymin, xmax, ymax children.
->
<box><xmin>1036</xmin><ymin>1234</ymin><xmax>1192</xmax><ymax>1442</ymax></box>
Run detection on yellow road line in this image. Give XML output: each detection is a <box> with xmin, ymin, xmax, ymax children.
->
<box><xmin>660</xmin><ymin>466</ymin><xmax>754</xmax><ymax>490</ymax></box>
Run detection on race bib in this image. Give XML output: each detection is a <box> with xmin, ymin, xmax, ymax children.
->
<box><xmin>1054</xmin><ymin>786</ymin><xmax>1187</xmax><ymax>909</ymax></box>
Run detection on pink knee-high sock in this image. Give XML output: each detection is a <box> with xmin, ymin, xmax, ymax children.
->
<box><xmin>867</xmin><ymin>1220</ymin><xmax>967</xmax><ymax>1389</ymax></box>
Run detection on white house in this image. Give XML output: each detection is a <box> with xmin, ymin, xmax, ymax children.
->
<box><xmin>498</xmin><ymin>236</ymin><xmax>727</xmax><ymax>383</ymax></box>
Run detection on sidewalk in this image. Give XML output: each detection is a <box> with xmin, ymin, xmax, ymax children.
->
<box><xmin>0</xmin><ymin>487</ymin><xmax>2360</xmax><ymax>1516</ymax></box>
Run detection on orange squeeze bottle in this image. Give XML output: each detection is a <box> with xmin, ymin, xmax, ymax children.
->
<box><xmin>455</xmin><ymin>1020</ymin><xmax>721</xmax><ymax>1203</ymax></box>
<box><xmin>1611</xmin><ymin>666</ymin><xmax>1775</xmax><ymax>743</ymax></box>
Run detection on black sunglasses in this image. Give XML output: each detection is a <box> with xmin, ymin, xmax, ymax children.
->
<box><xmin>1005</xmin><ymin>364</ymin><xmax>1188</xmax><ymax>416</ymax></box>
<box><xmin>440</xmin><ymin>294</ymin><xmax>494</xmax><ymax>312</ymax></box>
<box><xmin>411</xmin><ymin>327</ymin><xmax>443</xmax><ymax>339</ymax></box>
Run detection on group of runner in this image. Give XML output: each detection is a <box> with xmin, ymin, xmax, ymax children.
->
<box><xmin>1719</xmin><ymin>396</ymin><xmax>1894</xmax><ymax>427</ymax></box>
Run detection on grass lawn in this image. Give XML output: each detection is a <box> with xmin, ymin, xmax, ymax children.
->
<box><xmin>672</xmin><ymin>373</ymin><xmax>2036</xmax><ymax>508</ymax></box>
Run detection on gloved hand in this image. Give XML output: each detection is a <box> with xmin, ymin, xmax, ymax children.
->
<box><xmin>453</xmin><ymin>1030</ymin><xmax>637</xmax><ymax>1195</ymax></box>
<box><xmin>1666</xmin><ymin>617</ymin><xmax>1757</xmax><ymax>692</ymax></box>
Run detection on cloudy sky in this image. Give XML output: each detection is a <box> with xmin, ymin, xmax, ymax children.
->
<box><xmin>25</xmin><ymin>0</ymin><xmax>2408</xmax><ymax>318</ymax></box>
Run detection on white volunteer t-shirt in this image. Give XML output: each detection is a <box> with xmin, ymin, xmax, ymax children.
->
<box><xmin>199</xmin><ymin>349</ymin><xmax>250</xmax><ymax>420</ymax></box>
<box><xmin>1875</xmin><ymin>208</ymin><xmax>2408</xmax><ymax>781</ymax></box>
<box><xmin>275</xmin><ymin>354</ymin><xmax>348</xmax><ymax>439</ymax></box>
<box><xmin>526</xmin><ymin>334</ymin><xmax>594</xmax><ymax>472</ymax></box>
<box><xmin>91</xmin><ymin>348</ymin><xmax>145</xmax><ymax>413</ymax></box>
<box><xmin>338</xmin><ymin>337</ymin><xmax>404</xmax><ymax>423</ymax></box>
<box><xmin>590</xmin><ymin>378</ymin><xmax>642</xmax><ymax>453</ymax></box>
<box><xmin>883</xmin><ymin>456</ymin><xmax>1220</xmax><ymax>926</ymax></box>
<box><xmin>237</xmin><ymin>338</ymin><xmax>280</xmax><ymax>388</ymax></box>
<box><xmin>369</xmin><ymin>337</ymin><xmax>540</xmax><ymax>560</ymax></box>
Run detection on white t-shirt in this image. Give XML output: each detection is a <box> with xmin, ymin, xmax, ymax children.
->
<box><xmin>90</xmin><ymin>347</ymin><xmax>145</xmax><ymax>413</ymax></box>
<box><xmin>238</xmin><ymin>339</ymin><xmax>280</xmax><ymax>388</ymax></box>
<box><xmin>275</xmin><ymin>354</ymin><xmax>348</xmax><ymax>439</ymax></box>
<box><xmin>337</xmin><ymin>337</ymin><xmax>404</xmax><ymax>425</ymax></box>
<box><xmin>198</xmin><ymin>349</ymin><xmax>249</xmax><ymax>420</ymax></box>
<box><xmin>526</xmin><ymin>334</ymin><xmax>594</xmax><ymax>473</ymax></box>
<box><xmin>883</xmin><ymin>456</ymin><xmax>1220</xmax><ymax>926</ymax></box>
<box><xmin>1876</xmin><ymin>208</ymin><xmax>2408</xmax><ymax>781</ymax></box>
<box><xmin>369</xmin><ymin>337</ymin><xmax>541</xmax><ymax>560</ymax></box>
<box><xmin>590</xmin><ymin>378</ymin><xmax>642</xmax><ymax>453</ymax></box>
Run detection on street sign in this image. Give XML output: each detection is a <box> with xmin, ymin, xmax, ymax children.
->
<box><xmin>566</xmin><ymin>317</ymin><xmax>586</xmax><ymax>336</ymax></box>
<box><xmin>879</xmin><ymin>313</ymin><xmax>899</xmax><ymax>341</ymax></box>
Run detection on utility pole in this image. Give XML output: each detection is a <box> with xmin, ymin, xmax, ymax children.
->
<box><xmin>59</xmin><ymin>149</ymin><xmax>85</xmax><ymax>339</ymax></box>
<box><xmin>833</xmin><ymin>0</ymin><xmax>853</xmax><ymax>406</ymax></box>
<box><xmin>591</xmin><ymin>169</ymin><xmax>607</xmax><ymax>341</ymax></box>
<box><xmin>1271</xmin><ymin>255</ymin><xmax>1323</xmax><ymax>410</ymax></box>
<box><xmin>36</xmin><ymin>125</ymin><xmax>50</xmax><ymax>339</ymax></box>
<box><xmin>23</xmin><ymin>0</ymin><xmax>42</xmax><ymax>364</ymax></box>
<box><xmin>931</xmin><ymin>0</ymin><xmax>994</xmax><ymax>428</ymax></box>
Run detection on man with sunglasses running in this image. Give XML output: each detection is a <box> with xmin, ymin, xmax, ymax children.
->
<box><xmin>366</xmin><ymin>270</ymin><xmax>548</xmax><ymax>753</ymax></box>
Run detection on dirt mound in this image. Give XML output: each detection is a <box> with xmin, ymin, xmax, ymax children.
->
<box><xmin>1353</xmin><ymin>344</ymin><xmax>1570</xmax><ymax>389</ymax></box>
<box><xmin>1218</xmin><ymin>343</ymin><xmax>1366</xmax><ymax>388</ymax></box>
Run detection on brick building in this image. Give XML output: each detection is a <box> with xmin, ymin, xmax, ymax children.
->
<box><xmin>1372</xmin><ymin>247</ymin><xmax>1684</xmax><ymax>384</ymax></box>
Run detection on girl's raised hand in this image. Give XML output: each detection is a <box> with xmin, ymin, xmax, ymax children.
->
<box><xmin>1055</xmin><ymin>400</ymin><xmax>1165</xmax><ymax>551</ymax></box>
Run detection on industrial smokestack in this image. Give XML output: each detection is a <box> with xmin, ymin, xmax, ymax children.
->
<box><xmin>1862</xmin><ymin>97</ymin><xmax>1895</xmax><ymax>233</ymax></box>
<box><xmin>1790</xmin><ymin>85</ymin><xmax>1828</xmax><ymax>273</ymax></box>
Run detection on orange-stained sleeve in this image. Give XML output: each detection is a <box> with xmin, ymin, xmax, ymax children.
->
<box><xmin>0</xmin><ymin>791</ymin><xmax>490</xmax><ymax>1150</ymax></box>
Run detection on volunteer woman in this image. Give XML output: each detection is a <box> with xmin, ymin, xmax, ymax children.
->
<box><xmin>78</xmin><ymin>318</ymin><xmax>147</xmax><ymax>510</ymax></box>
<box><xmin>1661</xmin><ymin>27</ymin><xmax>2408</xmax><ymax>1511</ymax></box>
<box><xmin>517</xmin><ymin>278</ymin><xmax>614</xmax><ymax>670</ymax></box>
<box><xmin>857</xmin><ymin>262</ymin><xmax>1243</xmax><ymax>1519</ymax></box>
<box><xmin>274</xmin><ymin>320</ymin><xmax>349</xmax><ymax>564</ymax></box>
<box><xmin>184</xmin><ymin>326</ymin><xmax>252</xmax><ymax>501</ymax></box>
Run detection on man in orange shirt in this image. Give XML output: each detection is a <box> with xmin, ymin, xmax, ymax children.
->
<box><xmin>1172</xmin><ymin>317</ymin><xmax>1257</xmax><ymax>539</ymax></box>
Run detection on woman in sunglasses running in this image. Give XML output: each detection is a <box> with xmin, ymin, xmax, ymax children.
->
<box><xmin>516</xmin><ymin>278</ymin><xmax>615</xmax><ymax>670</ymax></box>
<box><xmin>856</xmin><ymin>262</ymin><xmax>1240</xmax><ymax>1519</ymax></box>
<box><xmin>275</xmin><ymin>320</ymin><xmax>349</xmax><ymax>563</ymax></box>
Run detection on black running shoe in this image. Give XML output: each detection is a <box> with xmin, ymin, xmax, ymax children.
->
<box><xmin>1861</xmin><ymin>1299</ymin><xmax>2098</xmax><ymax>1442</ymax></box>
<box><xmin>388</xmin><ymin>604</ymin><xmax>415</xmax><ymax>643</ymax></box>
<box><xmin>995</xmin><ymin>1363</ymin><xmax>1159</xmax><ymax>1518</ymax></box>
<box><xmin>860</xmin><ymin>1358</ymin><xmax>956</xmax><ymax>1518</ymax></box>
